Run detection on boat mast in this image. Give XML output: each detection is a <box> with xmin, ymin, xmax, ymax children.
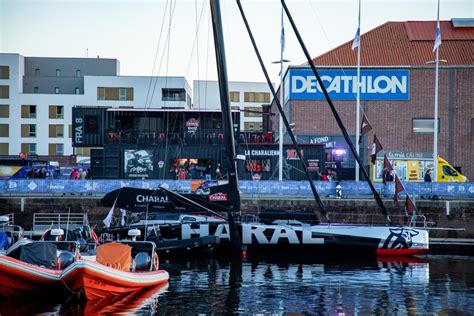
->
<box><xmin>281</xmin><ymin>0</ymin><xmax>389</xmax><ymax>219</ymax></box>
<box><xmin>236</xmin><ymin>0</ymin><xmax>327</xmax><ymax>217</ymax></box>
<box><xmin>210</xmin><ymin>0</ymin><xmax>242</xmax><ymax>252</ymax></box>
<box><xmin>209</xmin><ymin>0</ymin><xmax>240</xmax><ymax>198</ymax></box>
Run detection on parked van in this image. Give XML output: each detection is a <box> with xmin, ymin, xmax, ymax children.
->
<box><xmin>436</xmin><ymin>156</ymin><xmax>468</xmax><ymax>182</ymax></box>
<box><xmin>373</xmin><ymin>153</ymin><xmax>468</xmax><ymax>183</ymax></box>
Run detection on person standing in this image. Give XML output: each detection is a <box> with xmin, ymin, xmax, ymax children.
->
<box><xmin>215</xmin><ymin>163</ymin><xmax>222</xmax><ymax>180</ymax></box>
<box><xmin>424</xmin><ymin>169</ymin><xmax>432</xmax><ymax>182</ymax></box>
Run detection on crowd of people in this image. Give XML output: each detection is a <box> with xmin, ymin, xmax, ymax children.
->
<box><xmin>169</xmin><ymin>163</ymin><xmax>223</xmax><ymax>180</ymax></box>
<box><xmin>69</xmin><ymin>168</ymin><xmax>93</xmax><ymax>180</ymax></box>
<box><xmin>26</xmin><ymin>167</ymin><xmax>50</xmax><ymax>179</ymax></box>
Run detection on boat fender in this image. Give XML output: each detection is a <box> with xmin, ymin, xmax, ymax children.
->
<box><xmin>76</xmin><ymin>252</ymin><xmax>81</xmax><ymax>261</ymax></box>
<box><xmin>57</xmin><ymin>258</ymin><xmax>61</xmax><ymax>270</ymax></box>
<box><xmin>153</xmin><ymin>252</ymin><xmax>159</xmax><ymax>271</ymax></box>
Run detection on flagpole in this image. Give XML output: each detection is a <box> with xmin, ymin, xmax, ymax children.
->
<box><xmin>433</xmin><ymin>0</ymin><xmax>440</xmax><ymax>182</ymax></box>
<box><xmin>355</xmin><ymin>0</ymin><xmax>361</xmax><ymax>181</ymax></box>
<box><xmin>278</xmin><ymin>6</ymin><xmax>284</xmax><ymax>181</ymax></box>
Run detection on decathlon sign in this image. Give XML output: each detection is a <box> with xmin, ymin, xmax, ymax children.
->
<box><xmin>287</xmin><ymin>69</ymin><xmax>410</xmax><ymax>101</ymax></box>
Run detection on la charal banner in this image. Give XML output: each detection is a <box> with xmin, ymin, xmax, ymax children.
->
<box><xmin>286</xmin><ymin>69</ymin><xmax>410</xmax><ymax>101</ymax></box>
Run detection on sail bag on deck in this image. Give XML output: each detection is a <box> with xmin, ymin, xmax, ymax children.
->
<box><xmin>96</xmin><ymin>242</ymin><xmax>131</xmax><ymax>272</ymax></box>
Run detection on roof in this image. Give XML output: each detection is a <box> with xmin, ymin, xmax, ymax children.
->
<box><xmin>312</xmin><ymin>20</ymin><xmax>474</xmax><ymax>66</ymax></box>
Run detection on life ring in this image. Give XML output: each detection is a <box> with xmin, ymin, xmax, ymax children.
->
<box><xmin>153</xmin><ymin>252</ymin><xmax>159</xmax><ymax>271</ymax></box>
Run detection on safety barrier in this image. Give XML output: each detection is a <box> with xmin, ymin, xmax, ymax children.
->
<box><xmin>33</xmin><ymin>212</ymin><xmax>88</xmax><ymax>234</ymax></box>
<box><xmin>0</xmin><ymin>180</ymin><xmax>473</xmax><ymax>199</ymax></box>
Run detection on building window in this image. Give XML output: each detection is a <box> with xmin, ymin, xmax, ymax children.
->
<box><xmin>56</xmin><ymin>69</ymin><xmax>60</xmax><ymax>77</ymax></box>
<box><xmin>21</xmin><ymin>105</ymin><xmax>37</xmax><ymax>118</ymax></box>
<box><xmin>34</xmin><ymin>87</ymin><xmax>39</xmax><ymax>93</ymax></box>
<box><xmin>244</xmin><ymin>92</ymin><xmax>270</xmax><ymax>103</ymax></box>
<box><xmin>49</xmin><ymin>105</ymin><xmax>64</xmax><ymax>119</ymax></box>
<box><xmin>49</xmin><ymin>143</ymin><xmax>64</xmax><ymax>155</ymax></box>
<box><xmin>35</xmin><ymin>69</ymin><xmax>40</xmax><ymax>76</ymax></box>
<box><xmin>0</xmin><ymin>124</ymin><xmax>9</xmax><ymax>137</ymax></box>
<box><xmin>54</xmin><ymin>87</ymin><xmax>60</xmax><ymax>94</ymax></box>
<box><xmin>97</xmin><ymin>87</ymin><xmax>133</xmax><ymax>101</ymax></box>
<box><xmin>21</xmin><ymin>143</ymin><xmax>36</xmax><ymax>155</ymax></box>
<box><xmin>0</xmin><ymin>104</ymin><xmax>9</xmax><ymax>118</ymax></box>
<box><xmin>49</xmin><ymin>124</ymin><xmax>64</xmax><ymax>138</ymax></box>
<box><xmin>21</xmin><ymin>124</ymin><xmax>36</xmax><ymax>137</ymax></box>
<box><xmin>0</xmin><ymin>66</ymin><xmax>9</xmax><ymax>80</ymax></box>
<box><xmin>119</xmin><ymin>88</ymin><xmax>126</xmax><ymax>101</ymax></box>
<box><xmin>76</xmin><ymin>69</ymin><xmax>81</xmax><ymax>77</ymax></box>
<box><xmin>75</xmin><ymin>88</ymin><xmax>80</xmax><ymax>94</ymax></box>
<box><xmin>230</xmin><ymin>91</ymin><xmax>240</xmax><ymax>102</ymax></box>
<box><xmin>68</xmin><ymin>124</ymin><xmax>72</xmax><ymax>138</ymax></box>
<box><xmin>0</xmin><ymin>85</ymin><xmax>9</xmax><ymax>99</ymax></box>
<box><xmin>75</xmin><ymin>147</ymin><xmax>95</xmax><ymax>156</ymax></box>
<box><xmin>471</xmin><ymin>118</ymin><xmax>474</xmax><ymax>134</ymax></box>
<box><xmin>413</xmin><ymin>118</ymin><xmax>440</xmax><ymax>134</ymax></box>
<box><xmin>243</xmin><ymin>106</ymin><xmax>263</xmax><ymax>118</ymax></box>
<box><xmin>162</xmin><ymin>88</ymin><xmax>186</xmax><ymax>101</ymax></box>
<box><xmin>0</xmin><ymin>143</ymin><xmax>8</xmax><ymax>155</ymax></box>
<box><xmin>97</xmin><ymin>87</ymin><xmax>105</xmax><ymax>100</ymax></box>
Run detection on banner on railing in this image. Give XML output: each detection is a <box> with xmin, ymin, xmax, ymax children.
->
<box><xmin>0</xmin><ymin>180</ymin><xmax>473</xmax><ymax>198</ymax></box>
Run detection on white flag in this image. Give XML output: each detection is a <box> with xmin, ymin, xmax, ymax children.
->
<box><xmin>103</xmin><ymin>198</ymin><xmax>117</xmax><ymax>228</ymax></box>
<box><xmin>433</xmin><ymin>21</ymin><xmax>442</xmax><ymax>52</ymax></box>
<box><xmin>120</xmin><ymin>208</ymin><xmax>127</xmax><ymax>226</ymax></box>
<box><xmin>280</xmin><ymin>22</ymin><xmax>285</xmax><ymax>53</ymax></box>
<box><xmin>352</xmin><ymin>27</ymin><xmax>360</xmax><ymax>50</ymax></box>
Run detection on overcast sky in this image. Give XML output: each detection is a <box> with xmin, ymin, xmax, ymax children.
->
<box><xmin>1</xmin><ymin>0</ymin><xmax>472</xmax><ymax>84</ymax></box>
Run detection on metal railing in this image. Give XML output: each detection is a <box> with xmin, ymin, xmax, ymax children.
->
<box><xmin>33</xmin><ymin>212</ymin><xmax>88</xmax><ymax>234</ymax></box>
<box><xmin>324</xmin><ymin>213</ymin><xmax>430</xmax><ymax>227</ymax></box>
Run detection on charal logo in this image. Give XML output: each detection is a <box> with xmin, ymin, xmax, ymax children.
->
<box><xmin>136</xmin><ymin>195</ymin><xmax>170</xmax><ymax>203</ymax></box>
<box><xmin>186</xmin><ymin>118</ymin><xmax>200</xmax><ymax>127</ymax></box>
<box><xmin>381</xmin><ymin>228</ymin><xmax>419</xmax><ymax>249</ymax></box>
<box><xmin>209</xmin><ymin>192</ymin><xmax>228</xmax><ymax>201</ymax></box>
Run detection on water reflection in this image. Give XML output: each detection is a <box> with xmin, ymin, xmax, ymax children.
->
<box><xmin>161</xmin><ymin>256</ymin><xmax>473</xmax><ymax>315</ymax></box>
<box><xmin>0</xmin><ymin>256</ymin><xmax>472</xmax><ymax>315</ymax></box>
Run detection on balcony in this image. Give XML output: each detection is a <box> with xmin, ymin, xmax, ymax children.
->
<box><xmin>105</xmin><ymin>129</ymin><xmax>228</xmax><ymax>146</ymax></box>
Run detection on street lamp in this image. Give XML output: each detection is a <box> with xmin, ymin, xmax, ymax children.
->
<box><xmin>272</xmin><ymin>58</ymin><xmax>291</xmax><ymax>181</ymax></box>
<box><xmin>426</xmin><ymin>58</ymin><xmax>447</xmax><ymax>182</ymax></box>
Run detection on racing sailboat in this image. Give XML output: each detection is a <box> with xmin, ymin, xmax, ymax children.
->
<box><xmin>99</xmin><ymin>0</ymin><xmax>428</xmax><ymax>259</ymax></box>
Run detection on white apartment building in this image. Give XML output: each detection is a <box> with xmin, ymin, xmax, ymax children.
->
<box><xmin>193</xmin><ymin>80</ymin><xmax>273</xmax><ymax>132</ymax></box>
<box><xmin>0</xmin><ymin>53</ymin><xmax>191</xmax><ymax>157</ymax></box>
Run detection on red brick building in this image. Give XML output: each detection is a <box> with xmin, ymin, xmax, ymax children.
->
<box><xmin>272</xmin><ymin>19</ymin><xmax>474</xmax><ymax>181</ymax></box>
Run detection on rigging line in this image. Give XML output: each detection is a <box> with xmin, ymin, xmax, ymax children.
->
<box><xmin>184</xmin><ymin>0</ymin><xmax>207</xmax><ymax>79</ymax></box>
<box><xmin>144</xmin><ymin>0</ymin><xmax>170</xmax><ymax>112</ymax></box>
<box><xmin>204</xmin><ymin>9</ymin><xmax>211</xmax><ymax>110</ymax></box>
<box><xmin>195</xmin><ymin>0</ymin><xmax>201</xmax><ymax>107</ymax></box>
<box><xmin>164</xmin><ymin>0</ymin><xmax>174</xmax><ymax>109</ymax></box>
<box><xmin>306</xmin><ymin>0</ymin><xmax>398</xmax><ymax>187</ymax></box>
<box><xmin>147</xmin><ymin>1</ymin><xmax>178</xmax><ymax>110</ymax></box>
<box><xmin>281</xmin><ymin>0</ymin><xmax>390</xmax><ymax>220</ymax></box>
<box><xmin>236</xmin><ymin>0</ymin><xmax>327</xmax><ymax>218</ymax></box>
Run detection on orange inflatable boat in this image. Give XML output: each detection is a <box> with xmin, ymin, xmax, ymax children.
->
<box><xmin>61</xmin><ymin>241</ymin><xmax>169</xmax><ymax>300</ymax></box>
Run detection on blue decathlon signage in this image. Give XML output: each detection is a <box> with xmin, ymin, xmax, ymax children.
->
<box><xmin>287</xmin><ymin>69</ymin><xmax>410</xmax><ymax>101</ymax></box>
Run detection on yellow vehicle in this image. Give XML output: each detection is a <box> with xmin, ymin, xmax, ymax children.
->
<box><xmin>436</xmin><ymin>156</ymin><xmax>468</xmax><ymax>182</ymax></box>
<box><xmin>372</xmin><ymin>152</ymin><xmax>468</xmax><ymax>183</ymax></box>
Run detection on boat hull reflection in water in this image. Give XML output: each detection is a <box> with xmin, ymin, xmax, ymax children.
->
<box><xmin>0</xmin><ymin>257</ymin><xmax>473</xmax><ymax>314</ymax></box>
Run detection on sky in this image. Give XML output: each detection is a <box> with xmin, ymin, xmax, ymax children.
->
<box><xmin>1</xmin><ymin>0</ymin><xmax>472</xmax><ymax>85</ymax></box>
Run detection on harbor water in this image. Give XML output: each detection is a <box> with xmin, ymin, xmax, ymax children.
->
<box><xmin>0</xmin><ymin>255</ymin><xmax>472</xmax><ymax>315</ymax></box>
